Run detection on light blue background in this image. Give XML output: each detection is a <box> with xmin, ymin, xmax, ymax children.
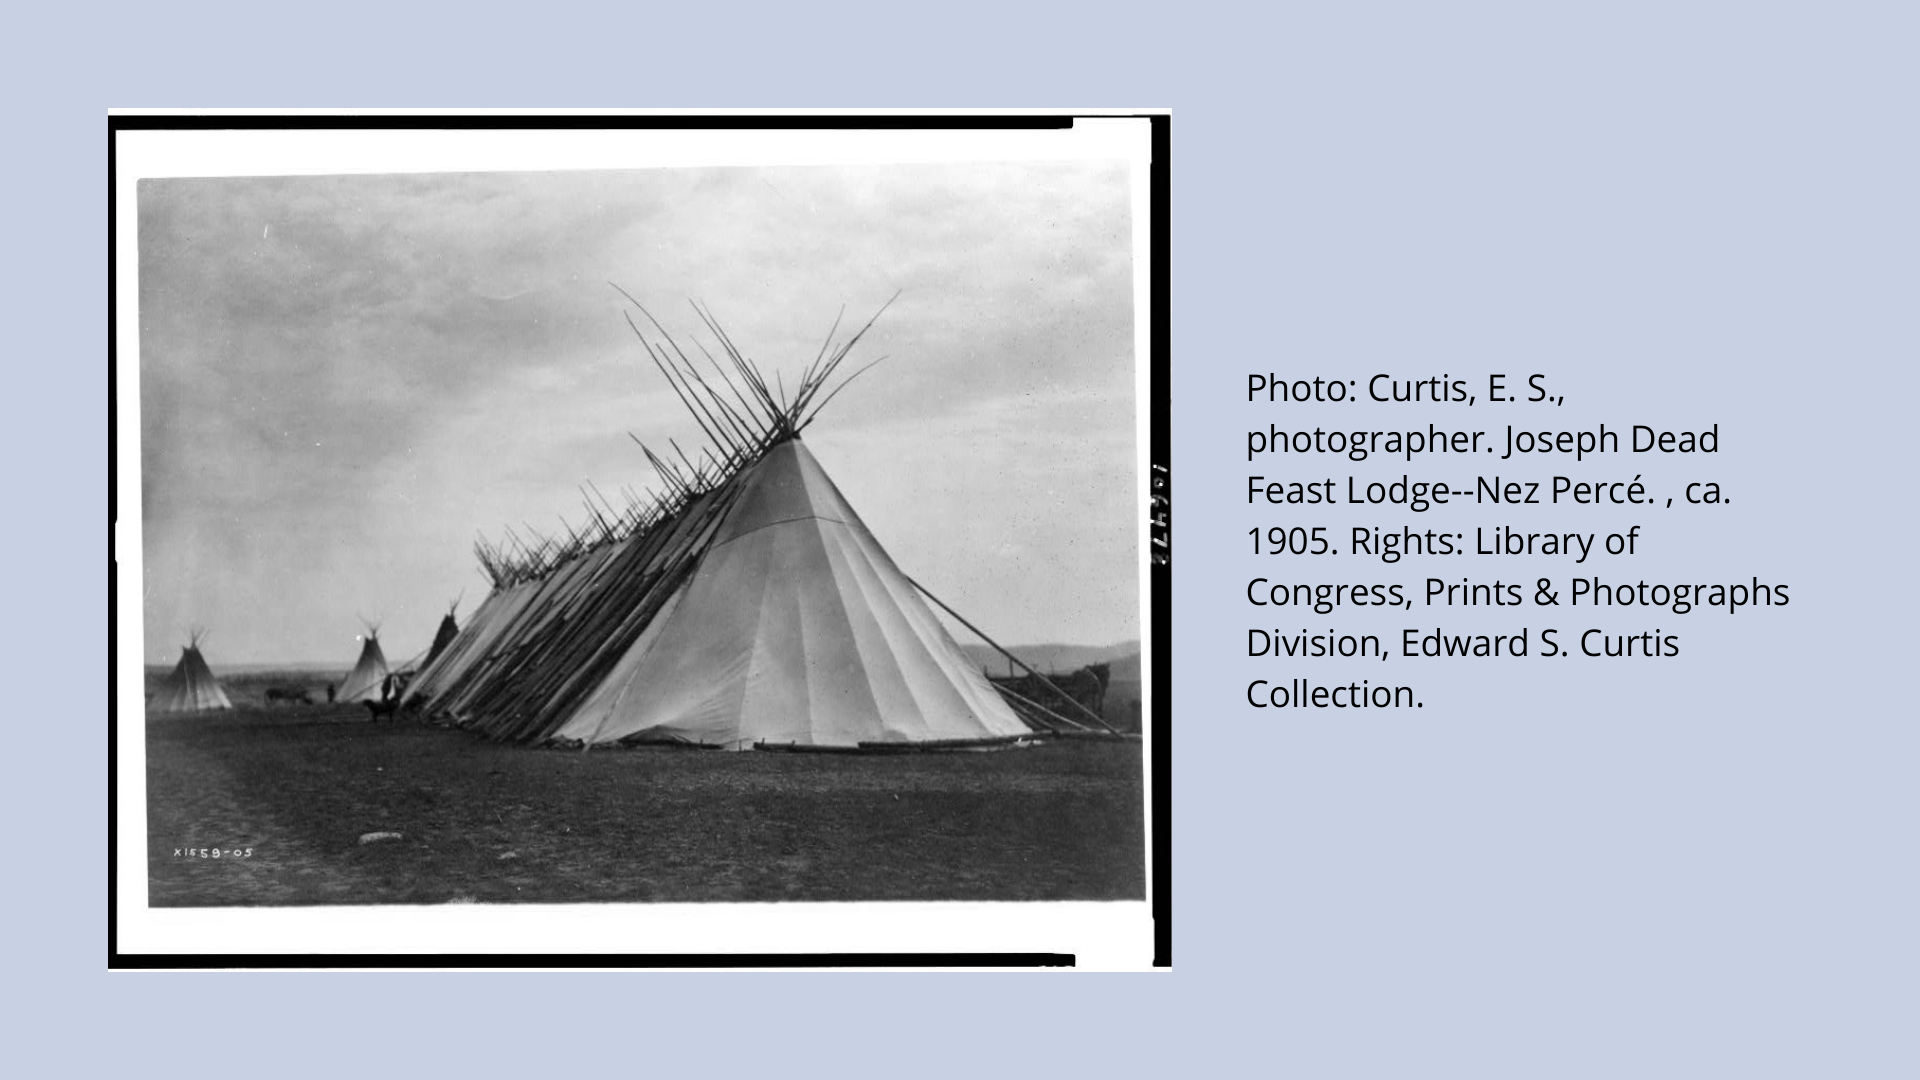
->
<box><xmin>1193</xmin><ymin>5</ymin><xmax>1915</xmax><ymax>1075</ymax></box>
<box><xmin>27</xmin><ymin>2</ymin><xmax>1919</xmax><ymax>1076</ymax></box>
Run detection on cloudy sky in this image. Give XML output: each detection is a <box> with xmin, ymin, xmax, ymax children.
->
<box><xmin>135</xmin><ymin>161</ymin><xmax>1139</xmax><ymax>666</ymax></box>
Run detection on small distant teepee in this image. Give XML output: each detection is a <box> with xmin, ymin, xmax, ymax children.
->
<box><xmin>424</xmin><ymin>600</ymin><xmax>460</xmax><ymax>667</ymax></box>
<box><xmin>339</xmin><ymin>622</ymin><xmax>391</xmax><ymax>703</ymax></box>
<box><xmin>150</xmin><ymin>630</ymin><xmax>233</xmax><ymax>713</ymax></box>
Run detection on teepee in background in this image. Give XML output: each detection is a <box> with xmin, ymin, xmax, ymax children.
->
<box><xmin>339</xmin><ymin>622</ymin><xmax>391</xmax><ymax>703</ymax></box>
<box><xmin>424</xmin><ymin>600</ymin><xmax>460</xmax><ymax>667</ymax></box>
<box><xmin>150</xmin><ymin>630</ymin><xmax>233</xmax><ymax>713</ymax></box>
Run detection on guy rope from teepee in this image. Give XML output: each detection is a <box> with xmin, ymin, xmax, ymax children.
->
<box><xmin>906</xmin><ymin>576</ymin><xmax>1125</xmax><ymax>737</ymax></box>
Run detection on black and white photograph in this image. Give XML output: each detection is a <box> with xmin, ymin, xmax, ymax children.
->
<box><xmin>113</xmin><ymin>117</ymin><xmax>1160</xmax><ymax>965</ymax></box>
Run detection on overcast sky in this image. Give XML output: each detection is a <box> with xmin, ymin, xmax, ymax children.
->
<box><xmin>136</xmin><ymin>163</ymin><xmax>1139</xmax><ymax>666</ymax></box>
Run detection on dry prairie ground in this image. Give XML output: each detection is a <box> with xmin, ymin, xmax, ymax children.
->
<box><xmin>143</xmin><ymin>706</ymin><xmax>1145</xmax><ymax>906</ymax></box>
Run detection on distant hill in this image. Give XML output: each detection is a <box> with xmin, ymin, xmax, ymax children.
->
<box><xmin>957</xmin><ymin>642</ymin><xmax>1145</xmax><ymax>732</ymax></box>
<box><xmin>959</xmin><ymin>641</ymin><xmax>1140</xmax><ymax>676</ymax></box>
<box><xmin>144</xmin><ymin>661</ymin><xmax>350</xmax><ymax>677</ymax></box>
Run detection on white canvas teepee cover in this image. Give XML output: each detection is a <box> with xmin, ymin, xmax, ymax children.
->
<box><xmin>150</xmin><ymin>638</ymin><xmax>233</xmax><ymax>712</ymax></box>
<box><xmin>339</xmin><ymin>632</ymin><xmax>391</xmax><ymax>703</ymax></box>
<box><xmin>553</xmin><ymin>439</ymin><xmax>1028</xmax><ymax>748</ymax></box>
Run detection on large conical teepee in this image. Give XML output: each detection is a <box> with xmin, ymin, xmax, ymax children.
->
<box><xmin>338</xmin><ymin>624</ymin><xmax>391</xmax><ymax>703</ymax></box>
<box><xmin>407</xmin><ymin>295</ymin><xmax>1038</xmax><ymax>749</ymax></box>
<box><xmin>150</xmin><ymin>631</ymin><xmax>233</xmax><ymax>713</ymax></box>
<box><xmin>554</xmin><ymin>439</ymin><xmax>1026</xmax><ymax>747</ymax></box>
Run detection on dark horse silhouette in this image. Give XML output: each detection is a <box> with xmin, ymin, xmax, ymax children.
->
<box><xmin>362</xmin><ymin>672</ymin><xmax>410</xmax><ymax>722</ymax></box>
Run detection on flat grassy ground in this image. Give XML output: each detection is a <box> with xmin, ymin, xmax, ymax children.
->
<box><xmin>144</xmin><ymin>705</ymin><xmax>1145</xmax><ymax>906</ymax></box>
